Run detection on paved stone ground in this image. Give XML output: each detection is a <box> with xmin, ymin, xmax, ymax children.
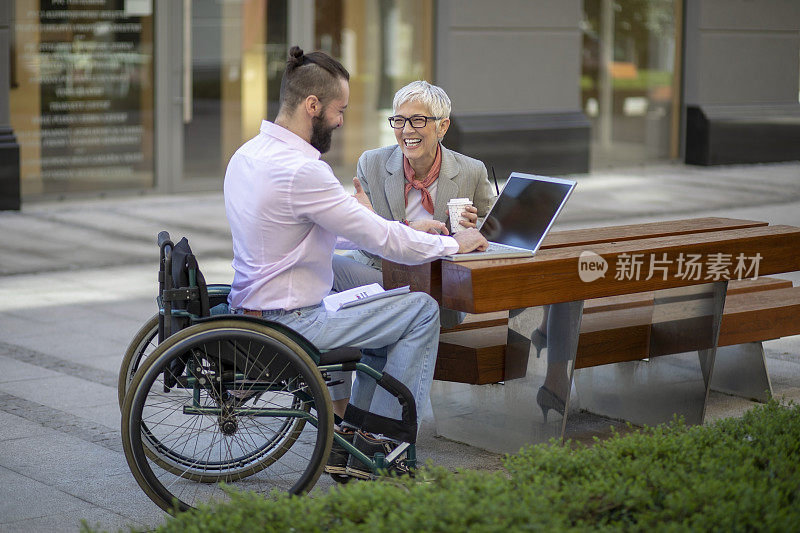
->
<box><xmin>1</xmin><ymin>161</ymin><xmax>799</xmax><ymax>532</ymax></box>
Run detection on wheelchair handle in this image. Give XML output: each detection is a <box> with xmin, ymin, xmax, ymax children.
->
<box><xmin>158</xmin><ymin>230</ymin><xmax>174</xmax><ymax>342</ymax></box>
<box><xmin>158</xmin><ymin>231</ymin><xmax>172</xmax><ymax>248</ymax></box>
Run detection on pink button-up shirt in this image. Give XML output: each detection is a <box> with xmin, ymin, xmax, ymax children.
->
<box><xmin>224</xmin><ymin>120</ymin><xmax>459</xmax><ymax>311</ymax></box>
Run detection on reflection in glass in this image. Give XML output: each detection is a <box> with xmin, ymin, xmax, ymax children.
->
<box><xmin>581</xmin><ymin>0</ymin><xmax>678</xmax><ymax>167</ymax></box>
<box><xmin>9</xmin><ymin>0</ymin><xmax>433</xmax><ymax>197</ymax></box>
<box><xmin>183</xmin><ymin>0</ymin><xmax>287</xmax><ymax>181</ymax></box>
<box><xmin>10</xmin><ymin>0</ymin><xmax>155</xmax><ymax>196</ymax></box>
<box><xmin>314</xmin><ymin>0</ymin><xmax>434</xmax><ymax>180</ymax></box>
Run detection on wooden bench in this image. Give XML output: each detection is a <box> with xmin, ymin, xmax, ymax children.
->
<box><xmin>436</xmin><ymin>276</ymin><xmax>800</xmax><ymax>389</ymax></box>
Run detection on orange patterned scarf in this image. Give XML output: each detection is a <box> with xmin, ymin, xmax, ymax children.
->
<box><xmin>403</xmin><ymin>144</ymin><xmax>442</xmax><ymax>215</ymax></box>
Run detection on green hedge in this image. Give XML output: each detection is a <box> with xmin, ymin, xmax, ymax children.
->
<box><xmin>111</xmin><ymin>400</ymin><xmax>800</xmax><ymax>532</ymax></box>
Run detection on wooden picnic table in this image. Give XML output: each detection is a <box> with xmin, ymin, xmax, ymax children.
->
<box><xmin>383</xmin><ymin>217</ymin><xmax>800</xmax><ymax>452</ymax></box>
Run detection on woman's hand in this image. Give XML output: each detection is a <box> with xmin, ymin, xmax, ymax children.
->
<box><xmin>458</xmin><ymin>205</ymin><xmax>479</xmax><ymax>229</ymax></box>
<box><xmin>353</xmin><ymin>177</ymin><xmax>374</xmax><ymax>212</ymax></box>
<box><xmin>409</xmin><ymin>219</ymin><xmax>449</xmax><ymax>235</ymax></box>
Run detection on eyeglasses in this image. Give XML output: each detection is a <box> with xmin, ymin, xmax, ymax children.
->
<box><xmin>387</xmin><ymin>115</ymin><xmax>441</xmax><ymax>129</ymax></box>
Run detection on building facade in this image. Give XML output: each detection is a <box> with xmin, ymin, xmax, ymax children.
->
<box><xmin>1</xmin><ymin>0</ymin><xmax>798</xmax><ymax>207</ymax></box>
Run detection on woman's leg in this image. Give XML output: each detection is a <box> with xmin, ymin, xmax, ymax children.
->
<box><xmin>542</xmin><ymin>302</ymin><xmax>573</xmax><ymax>401</ymax></box>
<box><xmin>332</xmin><ymin>253</ymin><xmax>383</xmax><ymax>291</ymax></box>
<box><xmin>537</xmin><ymin>305</ymin><xmax>550</xmax><ymax>336</ymax></box>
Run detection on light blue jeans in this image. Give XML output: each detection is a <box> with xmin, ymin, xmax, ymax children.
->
<box><xmin>236</xmin><ymin>290</ymin><xmax>440</xmax><ymax>422</ymax></box>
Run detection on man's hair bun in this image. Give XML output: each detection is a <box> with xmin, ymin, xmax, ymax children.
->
<box><xmin>279</xmin><ymin>45</ymin><xmax>349</xmax><ymax>111</ymax></box>
<box><xmin>287</xmin><ymin>46</ymin><xmax>305</xmax><ymax>71</ymax></box>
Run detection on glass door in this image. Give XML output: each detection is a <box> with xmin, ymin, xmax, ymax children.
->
<box><xmin>159</xmin><ymin>0</ymin><xmax>286</xmax><ymax>192</ymax></box>
<box><xmin>581</xmin><ymin>0</ymin><xmax>682</xmax><ymax>168</ymax></box>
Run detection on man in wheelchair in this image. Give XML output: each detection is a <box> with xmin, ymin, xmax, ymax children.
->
<box><xmin>224</xmin><ymin>46</ymin><xmax>488</xmax><ymax>480</ymax></box>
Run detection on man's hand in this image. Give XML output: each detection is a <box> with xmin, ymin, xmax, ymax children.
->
<box><xmin>410</xmin><ymin>219</ymin><xmax>449</xmax><ymax>235</ymax></box>
<box><xmin>452</xmin><ymin>228</ymin><xmax>489</xmax><ymax>254</ymax></box>
<box><xmin>458</xmin><ymin>205</ymin><xmax>479</xmax><ymax>229</ymax></box>
<box><xmin>353</xmin><ymin>177</ymin><xmax>374</xmax><ymax>212</ymax></box>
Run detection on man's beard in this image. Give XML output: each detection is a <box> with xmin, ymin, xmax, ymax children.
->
<box><xmin>309</xmin><ymin>114</ymin><xmax>335</xmax><ymax>153</ymax></box>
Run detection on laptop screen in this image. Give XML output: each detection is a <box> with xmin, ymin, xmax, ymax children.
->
<box><xmin>479</xmin><ymin>173</ymin><xmax>576</xmax><ymax>251</ymax></box>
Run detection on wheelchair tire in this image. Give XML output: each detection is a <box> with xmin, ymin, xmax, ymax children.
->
<box><xmin>119</xmin><ymin>315</ymin><xmax>311</xmax><ymax>484</ymax></box>
<box><xmin>118</xmin><ymin>314</ymin><xmax>159</xmax><ymax>408</ymax></box>
<box><xmin>121</xmin><ymin>318</ymin><xmax>333</xmax><ymax>513</ymax></box>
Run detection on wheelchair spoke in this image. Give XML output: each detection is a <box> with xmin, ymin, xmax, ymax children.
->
<box><xmin>123</xmin><ymin>321</ymin><xmax>332</xmax><ymax>512</ymax></box>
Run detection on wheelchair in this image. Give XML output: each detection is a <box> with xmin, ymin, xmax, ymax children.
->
<box><xmin>119</xmin><ymin>232</ymin><xmax>419</xmax><ymax>513</ymax></box>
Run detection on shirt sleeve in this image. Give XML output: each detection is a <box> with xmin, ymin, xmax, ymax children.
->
<box><xmin>290</xmin><ymin>160</ymin><xmax>458</xmax><ymax>264</ymax></box>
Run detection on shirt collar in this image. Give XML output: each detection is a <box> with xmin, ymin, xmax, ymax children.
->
<box><xmin>259</xmin><ymin>120</ymin><xmax>321</xmax><ymax>160</ymax></box>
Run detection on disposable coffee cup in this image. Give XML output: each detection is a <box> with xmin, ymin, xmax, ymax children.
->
<box><xmin>447</xmin><ymin>198</ymin><xmax>472</xmax><ymax>233</ymax></box>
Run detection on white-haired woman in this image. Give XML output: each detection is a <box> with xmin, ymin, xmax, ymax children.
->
<box><xmin>332</xmin><ymin>81</ymin><xmax>494</xmax><ymax>301</ymax></box>
<box><xmin>356</xmin><ymin>80</ymin><xmax>495</xmax><ymax>238</ymax></box>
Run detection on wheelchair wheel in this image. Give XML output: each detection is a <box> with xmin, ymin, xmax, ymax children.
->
<box><xmin>119</xmin><ymin>315</ymin><xmax>311</xmax><ymax>483</ymax></box>
<box><xmin>121</xmin><ymin>319</ymin><xmax>333</xmax><ymax>513</ymax></box>
<box><xmin>118</xmin><ymin>314</ymin><xmax>159</xmax><ymax>408</ymax></box>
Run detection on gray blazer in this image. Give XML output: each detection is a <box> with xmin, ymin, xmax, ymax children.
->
<box><xmin>354</xmin><ymin>144</ymin><xmax>495</xmax><ymax>329</ymax></box>
<box><xmin>356</xmin><ymin>144</ymin><xmax>495</xmax><ymax>232</ymax></box>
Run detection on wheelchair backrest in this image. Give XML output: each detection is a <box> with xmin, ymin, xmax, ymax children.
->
<box><xmin>158</xmin><ymin>232</ymin><xmax>210</xmax><ymax>341</ymax></box>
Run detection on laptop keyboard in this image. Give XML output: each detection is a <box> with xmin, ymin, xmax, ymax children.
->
<box><xmin>483</xmin><ymin>242</ymin><xmax>525</xmax><ymax>253</ymax></box>
<box><xmin>449</xmin><ymin>241</ymin><xmax>532</xmax><ymax>260</ymax></box>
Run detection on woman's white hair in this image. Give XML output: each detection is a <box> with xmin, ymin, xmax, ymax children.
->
<box><xmin>392</xmin><ymin>80</ymin><xmax>452</xmax><ymax>120</ymax></box>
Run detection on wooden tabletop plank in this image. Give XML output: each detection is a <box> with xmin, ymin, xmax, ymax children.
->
<box><xmin>441</xmin><ymin>225</ymin><xmax>800</xmax><ymax>313</ymax></box>
<box><xmin>541</xmin><ymin>217</ymin><xmax>767</xmax><ymax>250</ymax></box>
<box><xmin>383</xmin><ymin>218</ymin><xmax>769</xmax><ymax>304</ymax></box>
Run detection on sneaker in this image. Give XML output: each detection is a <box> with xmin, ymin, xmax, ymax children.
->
<box><xmin>345</xmin><ymin>431</ymin><xmax>400</xmax><ymax>480</ymax></box>
<box><xmin>324</xmin><ymin>426</ymin><xmax>355</xmax><ymax>477</ymax></box>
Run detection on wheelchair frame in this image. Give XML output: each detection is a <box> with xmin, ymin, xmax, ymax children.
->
<box><xmin>119</xmin><ymin>232</ymin><xmax>418</xmax><ymax>513</ymax></box>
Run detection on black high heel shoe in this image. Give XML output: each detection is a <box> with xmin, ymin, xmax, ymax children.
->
<box><xmin>536</xmin><ymin>386</ymin><xmax>565</xmax><ymax>423</ymax></box>
<box><xmin>531</xmin><ymin>328</ymin><xmax>547</xmax><ymax>358</ymax></box>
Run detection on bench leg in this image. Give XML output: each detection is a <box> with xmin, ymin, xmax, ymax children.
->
<box><xmin>575</xmin><ymin>281</ymin><xmax>727</xmax><ymax>427</ymax></box>
<box><xmin>429</xmin><ymin>301</ymin><xmax>585</xmax><ymax>454</ymax></box>
<box><xmin>710</xmin><ymin>342</ymin><xmax>772</xmax><ymax>402</ymax></box>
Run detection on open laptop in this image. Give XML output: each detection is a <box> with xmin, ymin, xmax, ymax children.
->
<box><xmin>444</xmin><ymin>173</ymin><xmax>577</xmax><ymax>262</ymax></box>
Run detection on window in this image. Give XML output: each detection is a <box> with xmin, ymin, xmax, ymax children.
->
<box><xmin>10</xmin><ymin>0</ymin><xmax>155</xmax><ymax>196</ymax></box>
<box><xmin>581</xmin><ymin>0</ymin><xmax>680</xmax><ymax>167</ymax></box>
